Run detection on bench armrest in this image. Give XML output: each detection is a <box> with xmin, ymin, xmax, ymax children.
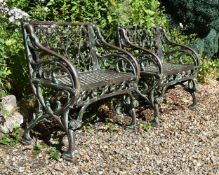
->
<box><xmin>117</xmin><ymin>27</ymin><xmax>163</xmax><ymax>76</ymax></box>
<box><xmin>160</xmin><ymin>27</ymin><xmax>200</xmax><ymax>67</ymax></box>
<box><xmin>90</xmin><ymin>25</ymin><xmax>140</xmax><ymax>80</ymax></box>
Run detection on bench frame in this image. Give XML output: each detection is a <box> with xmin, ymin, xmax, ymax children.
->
<box><xmin>118</xmin><ymin>26</ymin><xmax>200</xmax><ymax>125</ymax></box>
<box><xmin>22</xmin><ymin>21</ymin><xmax>140</xmax><ymax>160</ymax></box>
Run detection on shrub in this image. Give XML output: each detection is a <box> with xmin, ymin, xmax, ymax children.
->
<box><xmin>160</xmin><ymin>0</ymin><xmax>219</xmax><ymax>57</ymax></box>
<box><xmin>0</xmin><ymin>21</ymin><xmax>11</xmax><ymax>97</ymax></box>
<box><xmin>166</xmin><ymin>26</ymin><xmax>197</xmax><ymax>46</ymax></box>
<box><xmin>197</xmin><ymin>58</ymin><xmax>217</xmax><ymax>83</ymax></box>
<box><xmin>0</xmin><ymin>127</ymin><xmax>22</xmax><ymax>146</ymax></box>
<box><xmin>1</xmin><ymin>0</ymin><xmax>168</xmax><ymax>98</ymax></box>
<box><xmin>9</xmin><ymin>0</ymin><xmax>167</xmax><ymax>39</ymax></box>
<box><xmin>0</xmin><ymin>1</ymin><xmax>30</xmax><ymax>98</ymax></box>
<box><xmin>160</xmin><ymin>0</ymin><xmax>218</xmax><ymax>36</ymax></box>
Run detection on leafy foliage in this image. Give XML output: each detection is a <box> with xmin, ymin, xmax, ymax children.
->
<box><xmin>1</xmin><ymin>0</ymin><xmax>167</xmax><ymax>97</ymax></box>
<box><xmin>0</xmin><ymin>2</ymin><xmax>30</xmax><ymax>98</ymax></box>
<box><xmin>32</xmin><ymin>144</ymin><xmax>43</xmax><ymax>156</ymax></box>
<box><xmin>48</xmin><ymin>147</ymin><xmax>61</xmax><ymax>161</ymax></box>
<box><xmin>104</xmin><ymin>122</ymin><xmax>119</xmax><ymax>132</ymax></box>
<box><xmin>0</xmin><ymin>19</ymin><xmax>12</xmax><ymax>97</ymax></box>
<box><xmin>160</xmin><ymin>0</ymin><xmax>219</xmax><ymax>57</ymax></box>
<box><xmin>167</xmin><ymin>27</ymin><xmax>197</xmax><ymax>45</ymax></box>
<box><xmin>197</xmin><ymin>58</ymin><xmax>218</xmax><ymax>83</ymax></box>
<box><xmin>161</xmin><ymin>0</ymin><xmax>218</xmax><ymax>36</ymax></box>
<box><xmin>141</xmin><ymin>122</ymin><xmax>153</xmax><ymax>132</ymax></box>
<box><xmin>214</xmin><ymin>59</ymin><xmax>219</xmax><ymax>80</ymax></box>
<box><xmin>9</xmin><ymin>0</ymin><xmax>167</xmax><ymax>39</ymax></box>
<box><xmin>0</xmin><ymin>127</ymin><xmax>21</xmax><ymax>146</ymax></box>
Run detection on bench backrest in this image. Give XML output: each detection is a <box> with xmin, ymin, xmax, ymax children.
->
<box><xmin>22</xmin><ymin>21</ymin><xmax>101</xmax><ymax>72</ymax></box>
<box><xmin>118</xmin><ymin>26</ymin><xmax>165</xmax><ymax>62</ymax></box>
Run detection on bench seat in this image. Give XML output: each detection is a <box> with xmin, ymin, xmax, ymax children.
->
<box><xmin>22</xmin><ymin>21</ymin><xmax>140</xmax><ymax>161</ymax></box>
<box><xmin>118</xmin><ymin>25</ymin><xmax>200</xmax><ymax>125</ymax></box>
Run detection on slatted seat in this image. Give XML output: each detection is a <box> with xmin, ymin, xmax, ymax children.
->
<box><xmin>56</xmin><ymin>70</ymin><xmax>134</xmax><ymax>90</ymax></box>
<box><xmin>143</xmin><ymin>63</ymin><xmax>195</xmax><ymax>75</ymax></box>
<box><xmin>79</xmin><ymin>70</ymin><xmax>134</xmax><ymax>90</ymax></box>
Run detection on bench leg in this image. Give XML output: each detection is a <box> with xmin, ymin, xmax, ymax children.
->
<box><xmin>150</xmin><ymin>86</ymin><xmax>166</xmax><ymax>126</ymax></box>
<box><xmin>128</xmin><ymin>96</ymin><xmax>137</xmax><ymax>129</ymax></box>
<box><xmin>62</xmin><ymin>104</ymin><xmax>88</xmax><ymax>160</ymax></box>
<box><xmin>22</xmin><ymin>100</ymin><xmax>44</xmax><ymax>145</ymax></box>
<box><xmin>135</xmin><ymin>75</ymin><xmax>162</xmax><ymax>126</ymax></box>
<box><xmin>152</xmin><ymin>102</ymin><xmax>160</xmax><ymax>126</ymax></box>
<box><xmin>60</xmin><ymin>108</ymin><xmax>75</xmax><ymax>161</ymax></box>
<box><xmin>119</xmin><ymin>95</ymin><xmax>137</xmax><ymax>129</ymax></box>
<box><xmin>184</xmin><ymin>79</ymin><xmax>197</xmax><ymax>109</ymax></box>
<box><xmin>62</xmin><ymin>129</ymin><xmax>75</xmax><ymax>161</ymax></box>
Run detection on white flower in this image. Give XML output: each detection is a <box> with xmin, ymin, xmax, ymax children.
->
<box><xmin>7</xmin><ymin>7</ymin><xmax>29</xmax><ymax>23</ymax></box>
<box><xmin>0</xmin><ymin>0</ymin><xmax>4</xmax><ymax>4</ymax></box>
<box><xmin>9</xmin><ymin>16</ymin><xmax>15</xmax><ymax>23</ymax></box>
<box><xmin>43</xmin><ymin>7</ymin><xmax>48</xmax><ymax>12</ymax></box>
<box><xmin>179</xmin><ymin>22</ymin><xmax>183</xmax><ymax>29</ymax></box>
<box><xmin>0</xmin><ymin>1</ymin><xmax>29</xmax><ymax>24</ymax></box>
<box><xmin>0</xmin><ymin>7</ymin><xmax>9</xmax><ymax>13</ymax></box>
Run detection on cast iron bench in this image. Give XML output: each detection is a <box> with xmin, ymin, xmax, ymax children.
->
<box><xmin>22</xmin><ymin>21</ymin><xmax>140</xmax><ymax>160</ymax></box>
<box><xmin>117</xmin><ymin>26</ymin><xmax>200</xmax><ymax>125</ymax></box>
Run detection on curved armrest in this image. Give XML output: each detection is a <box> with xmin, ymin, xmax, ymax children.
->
<box><xmin>89</xmin><ymin>24</ymin><xmax>140</xmax><ymax>80</ymax></box>
<box><xmin>160</xmin><ymin>27</ymin><xmax>200</xmax><ymax>67</ymax></box>
<box><xmin>164</xmin><ymin>49</ymin><xmax>199</xmax><ymax>68</ymax></box>
<box><xmin>24</xmin><ymin>23</ymin><xmax>81</xmax><ymax>97</ymax></box>
<box><xmin>117</xmin><ymin>27</ymin><xmax>163</xmax><ymax>76</ymax></box>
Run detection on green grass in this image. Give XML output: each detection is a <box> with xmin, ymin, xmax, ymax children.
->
<box><xmin>48</xmin><ymin>147</ymin><xmax>61</xmax><ymax>161</ymax></box>
<box><xmin>104</xmin><ymin>122</ymin><xmax>119</xmax><ymax>132</ymax></box>
<box><xmin>32</xmin><ymin>144</ymin><xmax>43</xmax><ymax>156</ymax></box>
<box><xmin>141</xmin><ymin>122</ymin><xmax>153</xmax><ymax>132</ymax></box>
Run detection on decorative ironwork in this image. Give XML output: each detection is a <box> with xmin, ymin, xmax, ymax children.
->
<box><xmin>22</xmin><ymin>21</ymin><xmax>140</xmax><ymax>161</ymax></box>
<box><xmin>118</xmin><ymin>25</ymin><xmax>200</xmax><ymax>125</ymax></box>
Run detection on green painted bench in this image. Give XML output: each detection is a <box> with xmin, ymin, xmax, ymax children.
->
<box><xmin>22</xmin><ymin>21</ymin><xmax>140</xmax><ymax>160</ymax></box>
<box><xmin>118</xmin><ymin>25</ymin><xmax>200</xmax><ymax>125</ymax></box>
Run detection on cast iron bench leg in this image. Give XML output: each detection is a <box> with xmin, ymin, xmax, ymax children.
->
<box><xmin>62</xmin><ymin>129</ymin><xmax>75</xmax><ymax>161</ymax></box>
<box><xmin>185</xmin><ymin>79</ymin><xmax>197</xmax><ymax>109</ymax></box>
<box><xmin>152</xmin><ymin>102</ymin><xmax>160</xmax><ymax>126</ymax></box>
<box><xmin>23</xmin><ymin>100</ymin><xmax>44</xmax><ymax>145</ymax></box>
<box><xmin>128</xmin><ymin>95</ymin><xmax>137</xmax><ymax>129</ymax></box>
